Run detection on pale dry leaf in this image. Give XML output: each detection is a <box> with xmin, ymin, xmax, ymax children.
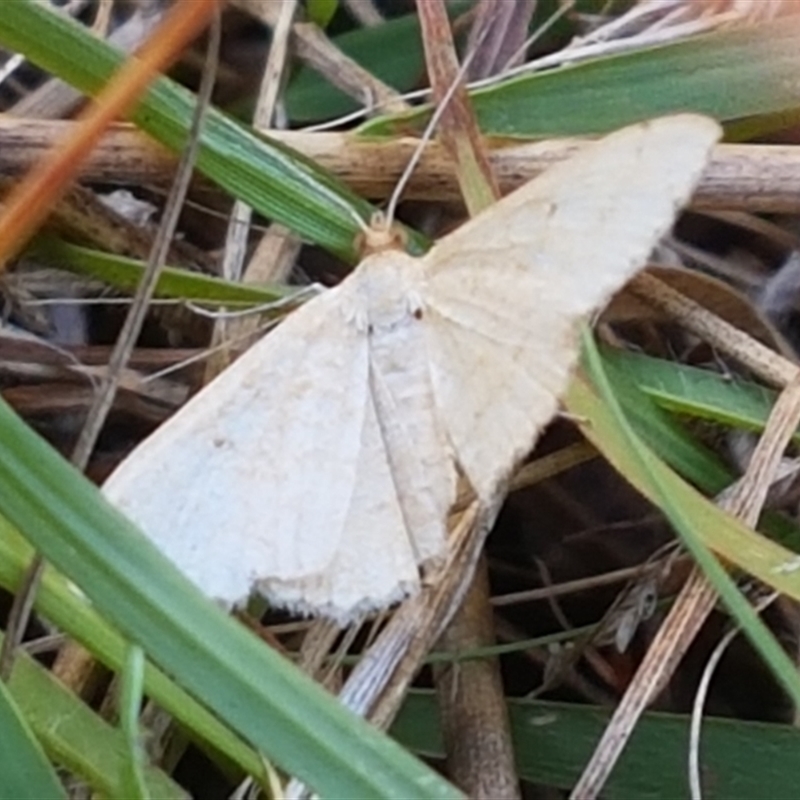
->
<box><xmin>102</xmin><ymin>115</ymin><xmax>720</xmax><ymax>623</ymax></box>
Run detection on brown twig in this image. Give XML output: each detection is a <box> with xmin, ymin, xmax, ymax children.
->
<box><xmin>3</xmin><ymin>122</ymin><xmax>800</xmax><ymax>213</ymax></box>
<box><xmin>285</xmin><ymin>503</ymin><xmax>488</xmax><ymax>800</ymax></box>
<box><xmin>435</xmin><ymin>561</ymin><xmax>520</xmax><ymax>798</ymax></box>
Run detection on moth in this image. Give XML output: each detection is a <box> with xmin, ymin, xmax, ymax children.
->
<box><xmin>103</xmin><ymin>115</ymin><xmax>720</xmax><ymax>623</ymax></box>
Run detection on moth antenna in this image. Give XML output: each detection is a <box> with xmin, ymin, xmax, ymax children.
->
<box><xmin>385</xmin><ymin>44</ymin><xmax>479</xmax><ymax>227</ymax></box>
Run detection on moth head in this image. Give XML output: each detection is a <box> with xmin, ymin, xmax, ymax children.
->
<box><xmin>354</xmin><ymin>211</ymin><xmax>408</xmax><ymax>257</ymax></box>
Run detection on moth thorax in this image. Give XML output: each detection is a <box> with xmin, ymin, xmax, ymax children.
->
<box><xmin>356</xmin><ymin>250</ymin><xmax>425</xmax><ymax>333</ymax></box>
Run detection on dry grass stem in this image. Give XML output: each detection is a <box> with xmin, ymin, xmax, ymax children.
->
<box><xmin>230</xmin><ymin>0</ymin><xmax>408</xmax><ymax>115</ymax></box>
<box><xmin>341</xmin><ymin>0</ymin><xmax>385</xmax><ymax>28</ymax></box>
<box><xmin>0</xmin><ymin>175</ymin><xmax>212</xmax><ymax>269</ymax></box>
<box><xmin>630</xmin><ymin>272</ymin><xmax>800</xmax><ymax>387</ymax></box>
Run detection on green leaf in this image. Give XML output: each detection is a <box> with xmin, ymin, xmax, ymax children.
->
<box><xmin>284</xmin><ymin>3</ymin><xmax>473</xmax><ymax>123</ymax></box>
<box><xmin>0</xmin><ymin>397</ymin><xmax>461</xmax><ymax>800</ymax></box>
<box><xmin>0</xmin><ymin>676</ymin><xmax>67</xmax><ymax>800</ymax></box>
<box><xmin>596</xmin><ymin>347</ymin><xmax>800</xmax><ymax>553</ymax></box>
<box><xmin>361</xmin><ymin>16</ymin><xmax>800</xmax><ymax>137</ymax></box>
<box><xmin>29</xmin><ymin>237</ymin><xmax>289</xmax><ymax>305</ymax></box>
<box><xmin>285</xmin><ymin>11</ymin><xmax>426</xmax><ymax>123</ymax></box>
<box><xmin>306</xmin><ymin>0</ymin><xmax>338</xmax><ymax>29</ymax></box>
<box><xmin>394</xmin><ymin>692</ymin><xmax>800</xmax><ymax>800</ymax></box>
<box><xmin>601</xmin><ymin>351</ymin><xmax>732</xmax><ymax>493</ymax></box>
<box><xmin>602</xmin><ymin>347</ymin><xmax>791</xmax><ymax>441</ymax></box>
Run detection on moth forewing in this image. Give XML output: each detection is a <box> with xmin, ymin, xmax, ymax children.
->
<box><xmin>103</xmin><ymin>284</ymin><xmax>406</xmax><ymax>615</ymax></box>
<box><xmin>102</xmin><ymin>114</ymin><xmax>721</xmax><ymax>622</ymax></box>
<box><xmin>420</xmin><ymin>114</ymin><xmax>721</xmax><ymax>501</ymax></box>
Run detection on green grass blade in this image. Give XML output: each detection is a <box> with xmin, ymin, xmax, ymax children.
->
<box><xmin>361</xmin><ymin>16</ymin><xmax>800</xmax><ymax>137</ymax></box>
<box><xmin>0</xmin><ymin>519</ymin><xmax>266</xmax><ymax>788</ymax></box>
<box><xmin>0</xmin><ymin>398</ymin><xmax>462</xmax><ymax>800</ymax></box>
<box><xmin>3</xmin><ymin>629</ymin><xmax>184</xmax><ymax>799</ymax></box>
<box><xmin>0</xmin><ymin>676</ymin><xmax>67</xmax><ymax>800</ymax></box>
<box><xmin>602</xmin><ymin>354</ymin><xmax>732</xmax><ymax>493</ymax></box>
<box><xmin>29</xmin><ymin>237</ymin><xmax>289</xmax><ymax>305</ymax></box>
<box><xmin>596</xmin><ymin>348</ymin><xmax>800</xmax><ymax>553</ymax></box>
<box><xmin>119</xmin><ymin>646</ymin><xmax>149</xmax><ymax>800</ymax></box>
<box><xmin>569</xmin><ymin>332</ymin><xmax>800</xmax><ymax>708</ymax></box>
<box><xmin>603</xmin><ymin>347</ymin><xmax>791</xmax><ymax>440</ymax></box>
